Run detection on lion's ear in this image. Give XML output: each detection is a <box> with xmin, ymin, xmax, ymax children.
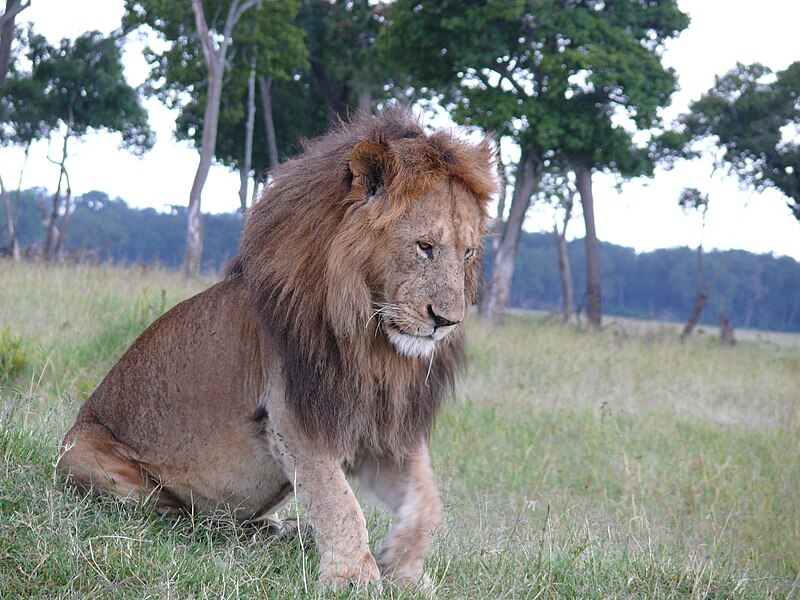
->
<box><xmin>349</xmin><ymin>139</ymin><xmax>389</xmax><ymax>201</ymax></box>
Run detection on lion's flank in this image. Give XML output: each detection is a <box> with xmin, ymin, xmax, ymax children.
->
<box><xmin>237</xmin><ymin>110</ymin><xmax>495</xmax><ymax>461</ymax></box>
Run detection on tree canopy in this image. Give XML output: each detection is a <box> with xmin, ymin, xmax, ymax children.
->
<box><xmin>383</xmin><ymin>0</ymin><xmax>689</xmax><ymax>323</ymax></box>
<box><xmin>670</xmin><ymin>61</ymin><xmax>800</xmax><ymax>223</ymax></box>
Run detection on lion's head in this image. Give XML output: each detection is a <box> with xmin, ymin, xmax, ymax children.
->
<box><xmin>238</xmin><ymin>111</ymin><xmax>496</xmax><ymax>459</ymax></box>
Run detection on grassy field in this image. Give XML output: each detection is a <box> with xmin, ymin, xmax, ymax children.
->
<box><xmin>1</xmin><ymin>260</ymin><xmax>798</xmax><ymax>599</ymax></box>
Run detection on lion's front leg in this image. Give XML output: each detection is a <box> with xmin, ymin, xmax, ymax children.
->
<box><xmin>358</xmin><ymin>444</ymin><xmax>443</xmax><ymax>592</ymax></box>
<box><xmin>266</xmin><ymin>395</ymin><xmax>380</xmax><ymax>588</ymax></box>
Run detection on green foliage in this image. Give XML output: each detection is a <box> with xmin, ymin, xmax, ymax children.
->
<box><xmin>124</xmin><ymin>0</ymin><xmax>306</xmax><ymax>170</ymax></box>
<box><xmin>675</xmin><ymin>61</ymin><xmax>800</xmax><ymax>223</ymax></box>
<box><xmin>678</xmin><ymin>187</ymin><xmax>707</xmax><ymax>213</ymax></box>
<box><xmin>0</xmin><ymin>28</ymin><xmax>54</xmax><ymax>148</ymax></box>
<box><xmin>24</xmin><ymin>29</ymin><xmax>153</xmax><ymax>152</ymax></box>
<box><xmin>0</xmin><ymin>327</ymin><xmax>33</xmax><ymax>382</ymax></box>
<box><xmin>297</xmin><ymin>0</ymin><xmax>391</xmax><ymax>116</ymax></box>
<box><xmin>385</xmin><ymin>0</ymin><xmax>688</xmax><ymax>174</ymax></box>
<box><xmin>176</xmin><ymin>64</ymin><xmax>329</xmax><ymax>171</ymax></box>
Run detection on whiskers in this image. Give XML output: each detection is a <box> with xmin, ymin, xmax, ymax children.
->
<box><xmin>366</xmin><ymin>301</ymin><xmax>400</xmax><ymax>336</ymax></box>
<box><xmin>424</xmin><ymin>345</ymin><xmax>435</xmax><ymax>388</ymax></box>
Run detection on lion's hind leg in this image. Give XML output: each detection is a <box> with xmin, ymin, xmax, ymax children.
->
<box><xmin>58</xmin><ymin>421</ymin><xmax>183</xmax><ymax>515</ymax></box>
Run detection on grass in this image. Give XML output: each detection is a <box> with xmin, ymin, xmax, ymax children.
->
<box><xmin>1</xmin><ymin>259</ymin><xmax>799</xmax><ymax>598</ymax></box>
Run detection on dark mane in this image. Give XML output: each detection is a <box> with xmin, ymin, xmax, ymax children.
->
<box><xmin>237</xmin><ymin>111</ymin><xmax>494</xmax><ymax>461</ymax></box>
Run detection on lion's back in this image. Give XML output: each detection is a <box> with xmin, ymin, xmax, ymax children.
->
<box><xmin>77</xmin><ymin>275</ymin><xmax>268</xmax><ymax>463</ymax></box>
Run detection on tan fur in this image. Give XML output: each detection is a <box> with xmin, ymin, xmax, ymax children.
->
<box><xmin>58</xmin><ymin>111</ymin><xmax>495</xmax><ymax>590</ymax></box>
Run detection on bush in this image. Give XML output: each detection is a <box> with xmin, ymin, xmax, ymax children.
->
<box><xmin>0</xmin><ymin>328</ymin><xmax>33</xmax><ymax>382</ymax></box>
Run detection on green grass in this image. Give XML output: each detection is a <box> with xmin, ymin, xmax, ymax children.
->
<box><xmin>1</xmin><ymin>260</ymin><xmax>799</xmax><ymax>598</ymax></box>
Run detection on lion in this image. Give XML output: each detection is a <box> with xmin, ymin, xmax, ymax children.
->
<box><xmin>57</xmin><ymin>111</ymin><xmax>496</xmax><ymax>590</ymax></box>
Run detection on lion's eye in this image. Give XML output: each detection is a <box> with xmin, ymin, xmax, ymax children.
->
<box><xmin>464</xmin><ymin>247</ymin><xmax>475</xmax><ymax>259</ymax></box>
<box><xmin>416</xmin><ymin>241</ymin><xmax>434</xmax><ymax>259</ymax></box>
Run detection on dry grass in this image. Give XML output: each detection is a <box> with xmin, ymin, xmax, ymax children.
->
<box><xmin>1</xmin><ymin>260</ymin><xmax>798</xmax><ymax>598</ymax></box>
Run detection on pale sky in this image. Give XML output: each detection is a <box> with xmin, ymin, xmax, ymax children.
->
<box><xmin>2</xmin><ymin>0</ymin><xmax>799</xmax><ymax>260</ymax></box>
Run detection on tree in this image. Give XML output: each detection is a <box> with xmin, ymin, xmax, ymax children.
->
<box><xmin>33</xmin><ymin>31</ymin><xmax>152</xmax><ymax>261</ymax></box>
<box><xmin>125</xmin><ymin>0</ymin><xmax>304</xmax><ymax>275</ymax></box>
<box><xmin>0</xmin><ymin>27</ymin><xmax>53</xmax><ymax>259</ymax></box>
<box><xmin>0</xmin><ymin>30</ymin><xmax>153</xmax><ymax>260</ymax></box>
<box><xmin>539</xmin><ymin>169</ymin><xmax>578</xmax><ymax>321</ymax></box>
<box><xmin>0</xmin><ymin>0</ymin><xmax>30</xmax><ymax>88</ymax></box>
<box><xmin>385</xmin><ymin>0</ymin><xmax>688</xmax><ymax>324</ymax></box>
<box><xmin>299</xmin><ymin>0</ymin><xmax>388</xmax><ymax>125</ymax></box>
<box><xmin>677</xmin><ymin>186</ymin><xmax>711</xmax><ymax>338</ymax></box>
<box><xmin>673</xmin><ymin>62</ymin><xmax>800</xmax><ymax>225</ymax></box>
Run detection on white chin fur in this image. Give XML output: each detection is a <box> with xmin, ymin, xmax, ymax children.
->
<box><xmin>387</xmin><ymin>329</ymin><xmax>436</xmax><ymax>358</ymax></box>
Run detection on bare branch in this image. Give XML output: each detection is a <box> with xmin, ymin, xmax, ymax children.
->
<box><xmin>191</xmin><ymin>0</ymin><xmax>213</xmax><ymax>65</ymax></box>
<box><xmin>493</xmin><ymin>61</ymin><xmax>530</xmax><ymax>98</ymax></box>
<box><xmin>228</xmin><ymin>0</ymin><xmax>261</xmax><ymax>35</ymax></box>
<box><xmin>0</xmin><ymin>0</ymin><xmax>30</xmax><ymax>27</ymax></box>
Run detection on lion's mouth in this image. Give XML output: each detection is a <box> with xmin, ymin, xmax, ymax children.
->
<box><xmin>383</xmin><ymin>319</ymin><xmax>440</xmax><ymax>359</ymax></box>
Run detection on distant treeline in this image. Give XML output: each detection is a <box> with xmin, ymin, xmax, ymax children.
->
<box><xmin>3</xmin><ymin>188</ymin><xmax>799</xmax><ymax>332</ymax></box>
<box><xmin>3</xmin><ymin>189</ymin><xmax>242</xmax><ymax>272</ymax></box>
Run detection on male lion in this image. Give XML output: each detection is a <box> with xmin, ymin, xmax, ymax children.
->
<box><xmin>58</xmin><ymin>111</ymin><xmax>495</xmax><ymax>590</ymax></box>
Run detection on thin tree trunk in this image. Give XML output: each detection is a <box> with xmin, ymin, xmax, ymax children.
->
<box><xmin>358</xmin><ymin>89</ymin><xmax>372</xmax><ymax>115</ymax></box>
<box><xmin>54</xmin><ymin>183</ymin><xmax>72</xmax><ymax>261</ymax></box>
<box><xmin>0</xmin><ymin>172</ymin><xmax>19</xmax><ymax>259</ymax></box>
<box><xmin>251</xmin><ymin>172</ymin><xmax>261</xmax><ymax>205</ymax></box>
<box><xmin>310</xmin><ymin>57</ymin><xmax>348</xmax><ymax>126</ymax></box>
<box><xmin>239</xmin><ymin>55</ymin><xmax>257</xmax><ymax>212</ymax></box>
<box><xmin>258</xmin><ymin>76</ymin><xmax>279</xmax><ymax>171</ymax></box>
<box><xmin>681</xmin><ymin>293</ymin><xmax>708</xmax><ymax>339</ymax></box>
<box><xmin>475</xmin><ymin>142</ymin><xmax>508</xmax><ymax>310</ymax></box>
<box><xmin>0</xmin><ymin>0</ymin><xmax>29</xmax><ymax>88</ymax></box>
<box><xmin>490</xmin><ymin>141</ymin><xmax>507</xmax><ymax>253</ymax></box>
<box><xmin>718</xmin><ymin>311</ymin><xmax>736</xmax><ymax>345</ymax></box>
<box><xmin>574</xmin><ymin>163</ymin><xmax>601</xmax><ymax>327</ymax></box>
<box><xmin>554</xmin><ymin>228</ymin><xmax>574</xmax><ymax>321</ymax></box>
<box><xmin>8</xmin><ymin>141</ymin><xmax>30</xmax><ymax>260</ymax></box>
<box><xmin>681</xmin><ymin>201</ymin><xmax>711</xmax><ymax>339</ymax></box>
<box><xmin>184</xmin><ymin>0</ymin><xmax>258</xmax><ymax>277</ymax></box>
<box><xmin>183</xmin><ymin>55</ymin><xmax>221</xmax><ymax>276</ymax></box>
<box><xmin>44</xmin><ymin>132</ymin><xmax>70</xmax><ymax>261</ymax></box>
<box><xmin>479</xmin><ymin>149</ymin><xmax>539</xmax><ymax>322</ymax></box>
<box><xmin>553</xmin><ymin>190</ymin><xmax>575</xmax><ymax>322</ymax></box>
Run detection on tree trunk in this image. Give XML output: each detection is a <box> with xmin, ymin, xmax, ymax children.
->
<box><xmin>184</xmin><ymin>3</ymin><xmax>221</xmax><ymax>277</ymax></box>
<box><xmin>479</xmin><ymin>149</ymin><xmax>539</xmax><ymax>322</ymax></box>
<box><xmin>718</xmin><ymin>311</ymin><xmax>736</xmax><ymax>346</ymax></box>
<box><xmin>358</xmin><ymin>89</ymin><xmax>372</xmax><ymax>115</ymax></box>
<box><xmin>490</xmin><ymin>141</ymin><xmax>507</xmax><ymax>253</ymax></box>
<box><xmin>0</xmin><ymin>172</ymin><xmax>20</xmax><ymax>259</ymax></box>
<box><xmin>184</xmin><ymin>0</ymin><xmax>257</xmax><ymax>277</ymax></box>
<box><xmin>680</xmin><ymin>293</ymin><xmax>708</xmax><ymax>339</ymax></box>
<box><xmin>553</xmin><ymin>227</ymin><xmax>575</xmax><ymax>321</ymax></box>
<box><xmin>0</xmin><ymin>0</ymin><xmax>29</xmax><ymax>88</ymax></box>
<box><xmin>54</xmin><ymin>184</ymin><xmax>73</xmax><ymax>261</ymax></box>
<box><xmin>238</xmin><ymin>56</ymin><xmax>257</xmax><ymax>212</ymax></box>
<box><xmin>8</xmin><ymin>141</ymin><xmax>30</xmax><ymax>260</ymax></box>
<box><xmin>44</xmin><ymin>132</ymin><xmax>70</xmax><ymax>261</ymax></box>
<box><xmin>475</xmin><ymin>142</ymin><xmax>508</xmax><ymax>310</ymax></box>
<box><xmin>258</xmin><ymin>76</ymin><xmax>279</xmax><ymax>171</ymax></box>
<box><xmin>251</xmin><ymin>172</ymin><xmax>261</xmax><ymax>205</ymax></box>
<box><xmin>553</xmin><ymin>188</ymin><xmax>575</xmax><ymax>322</ymax></box>
<box><xmin>575</xmin><ymin>163</ymin><xmax>601</xmax><ymax>327</ymax></box>
<box><xmin>310</xmin><ymin>57</ymin><xmax>348</xmax><ymax>126</ymax></box>
<box><xmin>183</xmin><ymin>62</ymin><xmax>223</xmax><ymax>275</ymax></box>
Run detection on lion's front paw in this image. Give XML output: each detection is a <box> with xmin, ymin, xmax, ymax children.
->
<box><xmin>320</xmin><ymin>550</ymin><xmax>381</xmax><ymax>589</ymax></box>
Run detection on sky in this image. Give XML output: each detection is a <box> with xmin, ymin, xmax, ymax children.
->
<box><xmin>1</xmin><ymin>0</ymin><xmax>799</xmax><ymax>260</ymax></box>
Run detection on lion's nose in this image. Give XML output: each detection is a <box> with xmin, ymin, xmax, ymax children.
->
<box><xmin>427</xmin><ymin>305</ymin><xmax>461</xmax><ymax>328</ymax></box>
